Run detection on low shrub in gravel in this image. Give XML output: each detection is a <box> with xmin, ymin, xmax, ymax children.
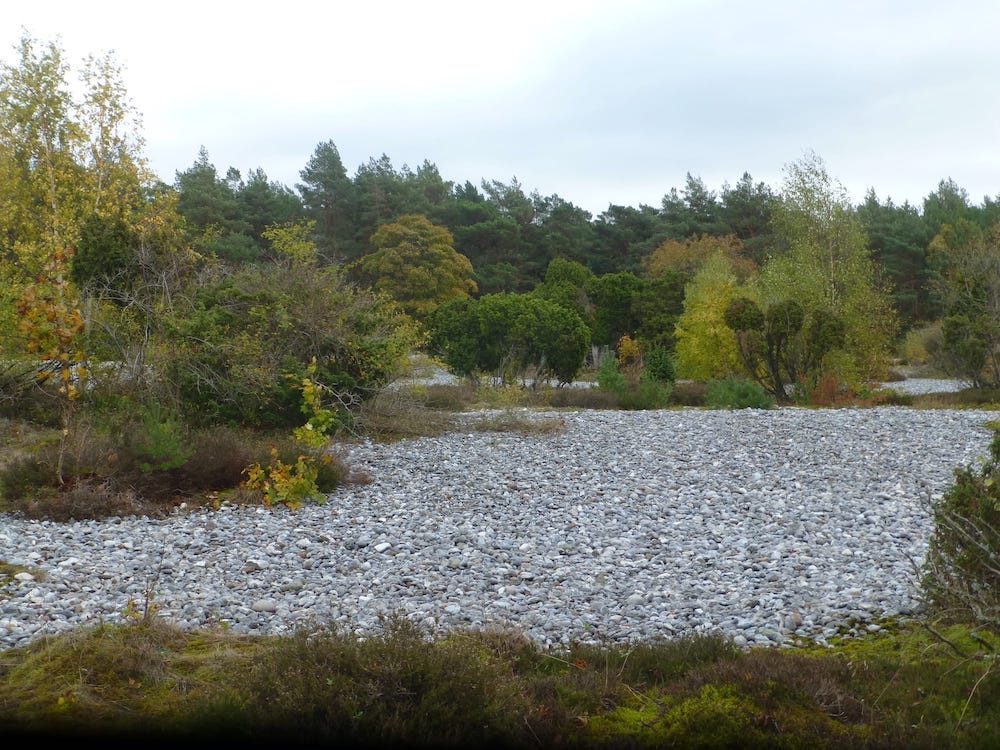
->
<box><xmin>922</xmin><ymin>420</ymin><xmax>1000</xmax><ymax>631</ymax></box>
<box><xmin>351</xmin><ymin>388</ymin><xmax>456</xmax><ymax>441</ymax></box>
<box><xmin>668</xmin><ymin>380</ymin><xmax>708</xmax><ymax>406</ymax></box>
<box><xmin>531</xmin><ymin>386</ymin><xmax>621</xmax><ymax>410</ymax></box>
<box><xmin>876</xmin><ymin>390</ymin><xmax>915</xmax><ymax>406</ymax></box>
<box><xmin>619</xmin><ymin>376</ymin><xmax>672</xmax><ymax>410</ymax></box>
<box><xmin>911</xmin><ymin>387</ymin><xmax>1000</xmax><ymax>409</ymax></box>
<box><xmin>705</xmin><ymin>377</ymin><xmax>774</xmax><ymax>410</ymax></box>
<box><xmin>410</xmin><ymin>383</ymin><xmax>478</xmax><ymax>410</ymax></box>
<box><xmin>465</xmin><ymin>411</ymin><xmax>567</xmax><ymax>435</ymax></box>
<box><xmin>596</xmin><ymin>354</ymin><xmax>628</xmax><ymax>397</ymax></box>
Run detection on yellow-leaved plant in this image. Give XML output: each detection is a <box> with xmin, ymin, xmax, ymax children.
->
<box><xmin>242</xmin><ymin>447</ymin><xmax>321</xmax><ymax>511</ymax></box>
<box><xmin>16</xmin><ymin>246</ymin><xmax>87</xmax><ymax>485</ymax></box>
<box><xmin>242</xmin><ymin>358</ymin><xmax>338</xmax><ymax>509</ymax></box>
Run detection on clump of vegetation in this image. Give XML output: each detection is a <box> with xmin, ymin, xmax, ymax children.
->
<box><xmin>407</xmin><ymin>382</ymin><xmax>478</xmax><ymax>411</ymax></box>
<box><xmin>900</xmin><ymin>322</ymin><xmax>942</xmax><ymax>369</ymax></box>
<box><xmin>533</xmin><ymin>385</ymin><xmax>621</xmax><ymax>410</ymax></box>
<box><xmin>595</xmin><ymin>335</ymin><xmax>673</xmax><ymax>410</ymax></box>
<box><xmin>922</xmin><ymin>420</ymin><xmax>1000</xmax><ymax>630</ymax></box>
<box><xmin>705</xmin><ymin>377</ymin><xmax>774</xmax><ymax>409</ymax></box>
<box><xmin>669</xmin><ymin>380</ymin><xmax>708</xmax><ymax>407</ymax></box>
<box><xmin>351</xmin><ymin>387</ymin><xmax>456</xmax><ymax>441</ymax></box>
<box><xmin>427</xmin><ymin>292</ymin><xmax>592</xmax><ymax>387</ymax></box>
<box><xmin>596</xmin><ymin>350</ymin><xmax>628</xmax><ymax>397</ymax></box>
<box><xmin>909</xmin><ymin>388</ymin><xmax>1000</xmax><ymax>409</ymax></box>
<box><xmin>2</xmin><ymin>615</ymin><xmax>1000</xmax><ymax>747</ymax></box>
<box><xmin>875</xmin><ymin>389</ymin><xmax>916</xmax><ymax>407</ymax></box>
<box><xmin>465</xmin><ymin>410</ymin><xmax>566</xmax><ymax>435</ymax></box>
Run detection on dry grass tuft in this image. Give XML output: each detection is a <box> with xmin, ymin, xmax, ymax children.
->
<box><xmin>465</xmin><ymin>410</ymin><xmax>568</xmax><ymax>435</ymax></box>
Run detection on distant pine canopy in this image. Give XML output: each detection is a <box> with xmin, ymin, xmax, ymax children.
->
<box><xmin>4</xmin><ymin>30</ymin><xmax>1000</xmax><ymax>394</ymax></box>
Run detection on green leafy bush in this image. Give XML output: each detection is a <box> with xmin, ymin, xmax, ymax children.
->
<box><xmin>160</xmin><ymin>260</ymin><xmax>417</xmax><ymax>428</ymax></box>
<box><xmin>705</xmin><ymin>377</ymin><xmax>774</xmax><ymax>410</ymax></box>
<box><xmin>129</xmin><ymin>403</ymin><xmax>190</xmax><ymax>473</ymax></box>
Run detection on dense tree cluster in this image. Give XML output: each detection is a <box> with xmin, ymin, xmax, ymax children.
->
<box><xmin>5</xmin><ymin>29</ymin><xmax>1000</xmax><ymax>419</ymax></box>
<box><xmin>165</xmin><ymin>141</ymin><xmax>1000</xmax><ymax>389</ymax></box>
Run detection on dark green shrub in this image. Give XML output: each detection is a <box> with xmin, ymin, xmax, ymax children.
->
<box><xmin>922</xmin><ymin>420</ymin><xmax>1000</xmax><ymax>630</ymax></box>
<box><xmin>128</xmin><ymin>404</ymin><xmax>190</xmax><ymax>473</ymax></box>
<box><xmin>427</xmin><ymin>292</ymin><xmax>591</xmax><ymax>386</ymax></box>
<box><xmin>619</xmin><ymin>375</ymin><xmax>672</xmax><ymax>410</ymax></box>
<box><xmin>705</xmin><ymin>377</ymin><xmax>773</xmax><ymax>410</ymax></box>
<box><xmin>670</xmin><ymin>380</ymin><xmax>708</xmax><ymax>406</ymax></box>
<box><xmin>644</xmin><ymin>344</ymin><xmax>676</xmax><ymax>384</ymax></box>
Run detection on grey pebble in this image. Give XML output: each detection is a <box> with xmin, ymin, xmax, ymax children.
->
<box><xmin>0</xmin><ymin>394</ymin><xmax>993</xmax><ymax>652</ymax></box>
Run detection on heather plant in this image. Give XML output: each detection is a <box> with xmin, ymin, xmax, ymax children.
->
<box><xmin>705</xmin><ymin>377</ymin><xmax>774</xmax><ymax>410</ymax></box>
<box><xmin>9</xmin><ymin>616</ymin><xmax>999</xmax><ymax>747</ymax></box>
<box><xmin>0</xmin><ymin>453</ymin><xmax>53</xmax><ymax>502</ymax></box>
<box><xmin>922</xmin><ymin>420</ymin><xmax>1000</xmax><ymax>631</ymax></box>
<box><xmin>533</xmin><ymin>385</ymin><xmax>620</xmax><ymax>410</ymax></box>
<box><xmin>620</xmin><ymin>374</ymin><xmax>672</xmax><ymax>410</ymax></box>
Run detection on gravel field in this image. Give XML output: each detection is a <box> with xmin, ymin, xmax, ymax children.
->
<box><xmin>1</xmin><ymin>375</ymin><xmax>996</xmax><ymax>652</ymax></box>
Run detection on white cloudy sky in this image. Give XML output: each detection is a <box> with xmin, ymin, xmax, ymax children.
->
<box><xmin>5</xmin><ymin>0</ymin><xmax>1000</xmax><ymax>216</ymax></box>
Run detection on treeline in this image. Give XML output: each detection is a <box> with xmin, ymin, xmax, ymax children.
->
<box><xmin>165</xmin><ymin>138</ymin><xmax>1000</xmax><ymax>389</ymax></box>
<box><xmin>173</xmin><ymin>140</ymin><xmax>1000</xmax><ymax>329</ymax></box>
<box><xmin>4</xmin><ymin>31</ymin><xmax>1000</xmax><ymax>422</ymax></box>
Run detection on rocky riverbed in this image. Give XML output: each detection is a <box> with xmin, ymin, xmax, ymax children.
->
<box><xmin>1</xmin><ymin>393</ymin><xmax>995</xmax><ymax>652</ymax></box>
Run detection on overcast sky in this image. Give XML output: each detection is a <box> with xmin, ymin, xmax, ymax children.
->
<box><xmin>5</xmin><ymin>0</ymin><xmax>1000</xmax><ymax>216</ymax></box>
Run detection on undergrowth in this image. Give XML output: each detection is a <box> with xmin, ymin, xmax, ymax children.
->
<box><xmin>0</xmin><ymin>615</ymin><xmax>998</xmax><ymax>748</ymax></box>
